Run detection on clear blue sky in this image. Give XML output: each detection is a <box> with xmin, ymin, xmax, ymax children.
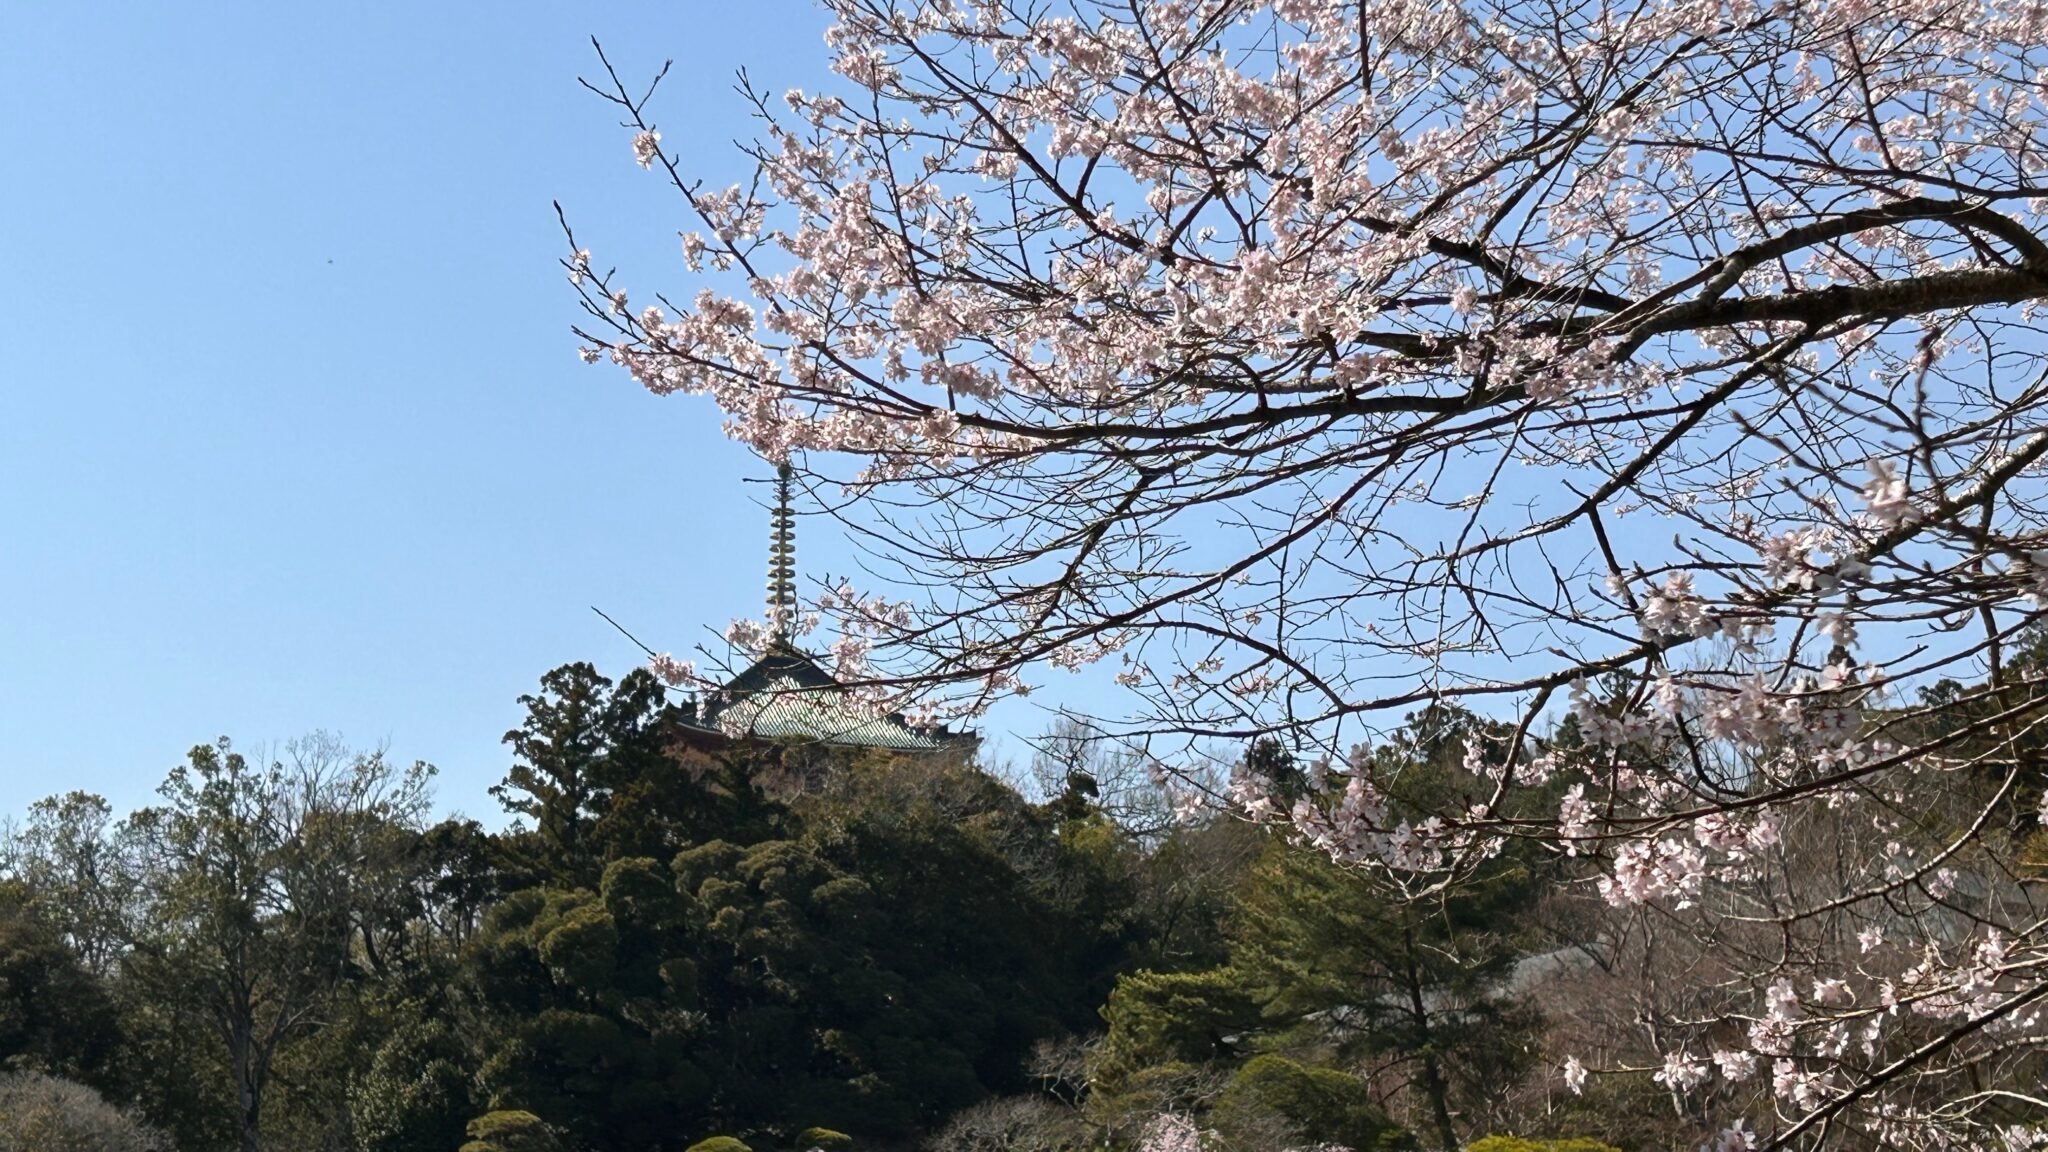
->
<box><xmin>0</xmin><ymin>1</ymin><xmax>1050</xmax><ymax>822</ymax></box>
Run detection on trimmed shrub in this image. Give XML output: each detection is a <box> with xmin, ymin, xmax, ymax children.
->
<box><xmin>1094</xmin><ymin>968</ymin><xmax>1261</xmax><ymax>1087</ymax></box>
<box><xmin>797</xmin><ymin>1127</ymin><xmax>854</xmax><ymax>1151</ymax></box>
<box><xmin>1210</xmin><ymin>1055</ymin><xmax>1400</xmax><ymax>1151</ymax></box>
<box><xmin>686</xmin><ymin>1138</ymin><xmax>754</xmax><ymax>1152</ymax></box>
<box><xmin>0</xmin><ymin>1071</ymin><xmax>166</xmax><ymax>1152</ymax></box>
<box><xmin>458</xmin><ymin>1110</ymin><xmax>563</xmax><ymax>1152</ymax></box>
<box><xmin>349</xmin><ymin>1014</ymin><xmax>472</xmax><ymax>1152</ymax></box>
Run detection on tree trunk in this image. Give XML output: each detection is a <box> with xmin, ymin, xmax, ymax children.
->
<box><xmin>238</xmin><ymin>1085</ymin><xmax>262</xmax><ymax>1152</ymax></box>
<box><xmin>1401</xmin><ymin>925</ymin><xmax>1459</xmax><ymax>1152</ymax></box>
<box><xmin>228</xmin><ymin>1008</ymin><xmax>263</xmax><ymax>1152</ymax></box>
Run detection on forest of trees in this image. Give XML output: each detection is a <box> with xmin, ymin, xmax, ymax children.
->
<box><xmin>4</xmin><ymin>645</ymin><xmax>2038</xmax><ymax>1152</ymax></box>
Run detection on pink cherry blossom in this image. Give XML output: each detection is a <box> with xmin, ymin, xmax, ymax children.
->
<box><xmin>572</xmin><ymin>1</ymin><xmax>2048</xmax><ymax>1140</ymax></box>
<box><xmin>646</xmin><ymin>652</ymin><xmax>697</xmax><ymax>688</ymax></box>
<box><xmin>630</xmin><ymin>129</ymin><xmax>661</xmax><ymax>169</ymax></box>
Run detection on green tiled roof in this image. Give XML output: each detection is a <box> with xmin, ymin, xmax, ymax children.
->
<box><xmin>692</xmin><ymin>646</ymin><xmax>974</xmax><ymax>752</ymax></box>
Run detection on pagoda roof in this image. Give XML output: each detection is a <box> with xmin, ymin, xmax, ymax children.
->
<box><xmin>682</xmin><ymin>644</ymin><xmax>975</xmax><ymax>753</ymax></box>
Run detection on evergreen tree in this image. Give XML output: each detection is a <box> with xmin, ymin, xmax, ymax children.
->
<box><xmin>0</xmin><ymin>884</ymin><xmax>124</xmax><ymax>1091</ymax></box>
<box><xmin>1095</xmin><ymin>707</ymin><xmax>1548</xmax><ymax>1150</ymax></box>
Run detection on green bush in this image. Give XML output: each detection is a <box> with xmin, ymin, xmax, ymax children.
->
<box><xmin>796</xmin><ymin>1128</ymin><xmax>854</xmax><ymax>1151</ymax></box>
<box><xmin>1210</xmin><ymin>1055</ymin><xmax>1399</xmax><ymax>1151</ymax></box>
<box><xmin>1094</xmin><ymin>968</ymin><xmax>1261</xmax><ymax>1086</ymax></box>
<box><xmin>458</xmin><ymin>1110</ymin><xmax>563</xmax><ymax>1152</ymax></box>
<box><xmin>349</xmin><ymin>1015</ymin><xmax>472</xmax><ymax>1152</ymax></box>
<box><xmin>686</xmin><ymin>1138</ymin><xmax>753</xmax><ymax>1152</ymax></box>
<box><xmin>1465</xmin><ymin>1137</ymin><xmax>1624</xmax><ymax>1152</ymax></box>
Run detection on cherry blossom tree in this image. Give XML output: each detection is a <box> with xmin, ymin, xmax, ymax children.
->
<box><xmin>568</xmin><ymin>0</ymin><xmax>2048</xmax><ymax>1146</ymax></box>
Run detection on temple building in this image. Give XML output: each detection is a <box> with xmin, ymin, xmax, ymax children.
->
<box><xmin>670</xmin><ymin>464</ymin><xmax>978</xmax><ymax>758</ymax></box>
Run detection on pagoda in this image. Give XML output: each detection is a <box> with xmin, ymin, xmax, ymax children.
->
<box><xmin>672</xmin><ymin>463</ymin><xmax>977</xmax><ymax>756</ymax></box>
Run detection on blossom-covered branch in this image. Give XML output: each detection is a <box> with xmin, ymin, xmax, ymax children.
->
<box><xmin>574</xmin><ymin>1</ymin><xmax>2048</xmax><ymax>1145</ymax></box>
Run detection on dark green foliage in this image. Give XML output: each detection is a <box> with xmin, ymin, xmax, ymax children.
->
<box><xmin>258</xmin><ymin>837</ymin><xmax>481</xmax><ymax>1152</ymax></box>
<box><xmin>476</xmin><ymin>681</ymin><xmax>1164</xmax><ymax>1149</ymax></box>
<box><xmin>492</xmin><ymin>664</ymin><xmax>791</xmax><ymax>888</ymax></box>
<box><xmin>348</xmin><ymin>1013</ymin><xmax>473</xmax><ymax>1152</ymax></box>
<box><xmin>675</xmin><ymin>761</ymin><xmax>1100</xmax><ymax>1136</ymax></box>
<box><xmin>1093</xmin><ymin>968</ymin><xmax>1262</xmax><ymax>1085</ymax></box>
<box><xmin>1230</xmin><ymin>839</ymin><xmax>1542</xmax><ymax>1143</ymax></box>
<box><xmin>684</xmin><ymin>1138</ymin><xmax>752</xmax><ymax>1152</ymax></box>
<box><xmin>0</xmin><ymin>663</ymin><xmax>1628</xmax><ymax>1152</ymax></box>
<box><xmin>1210</xmin><ymin>1055</ymin><xmax>1401</xmax><ymax>1152</ymax></box>
<box><xmin>459</xmin><ymin>1110</ymin><xmax>563</xmax><ymax>1152</ymax></box>
<box><xmin>467</xmin><ymin>865</ymin><xmax>711</xmax><ymax>1152</ymax></box>
<box><xmin>413</xmin><ymin>817</ymin><xmax>504</xmax><ymax>945</ymax></box>
<box><xmin>795</xmin><ymin>1126</ymin><xmax>853</xmax><ymax>1150</ymax></box>
<box><xmin>492</xmin><ymin>663</ymin><xmax>675</xmax><ymax>884</ymax></box>
<box><xmin>107</xmin><ymin>994</ymin><xmax>234</xmax><ymax>1152</ymax></box>
<box><xmin>1092</xmin><ymin>708</ymin><xmax>1546</xmax><ymax>1151</ymax></box>
<box><xmin>0</xmin><ymin>887</ymin><xmax>123</xmax><ymax>1089</ymax></box>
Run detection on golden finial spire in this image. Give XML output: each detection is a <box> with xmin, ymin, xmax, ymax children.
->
<box><xmin>766</xmin><ymin>461</ymin><xmax>797</xmax><ymax>644</ymax></box>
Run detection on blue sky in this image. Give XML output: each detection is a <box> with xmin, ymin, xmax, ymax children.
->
<box><xmin>0</xmin><ymin>2</ymin><xmax>1056</xmax><ymax>822</ymax></box>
